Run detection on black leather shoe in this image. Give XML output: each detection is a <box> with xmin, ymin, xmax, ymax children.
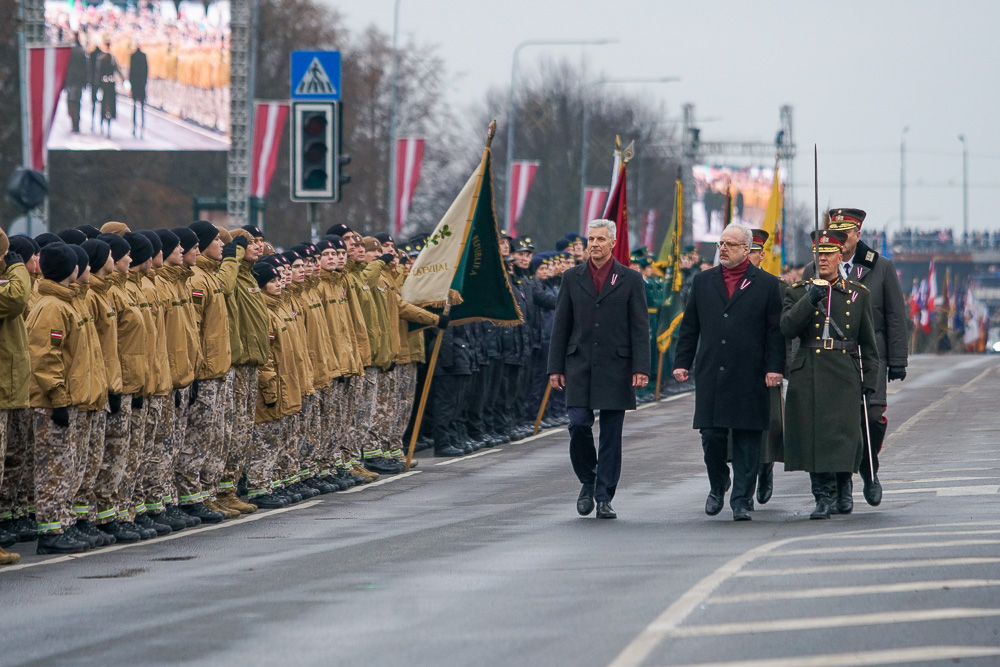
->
<box><xmin>181</xmin><ymin>503</ymin><xmax>224</xmax><ymax>524</ymax></box>
<box><xmin>705</xmin><ymin>489</ymin><xmax>725</xmax><ymax>516</ymax></box>
<box><xmin>756</xmin><ymin>464</ymin><xmax>774</xmax><ymax>505</ymax></box>
<box><xmin>733</xmin><ymin>507</ymin><xmax>752</xmax><ymax>521</ymax></box>
<box><xmin>810</xmin><ymin>499</ymin><xmax>832</xmax><ymax>519</ymax></box>
<box><xmin>99</xmin><ymin>520</ymin><xmax>141</xmax><ymax>543</ymax></box>
<box><xmin>862</xmin><ymin>475</ymin><xmax>882</xmax><ymax>506</ymax></box>
<box><xmin>576</xmin><ymin>484</ymin><xmax>595</xmax><ymax>516</ymax></box>
<box><xmin>434</xmin><ymin>445</ymin><xmax>465</xmax><ymax>457</ymax></box>
<box><xmin>37</xmin><ymin>532</ymin><xmax>90</xmax><ymax>555</ymax></box>
<box><xmin>595</xmin><ymin>501</ymin><xmax>617</xmax><ymax>519</ymax></box>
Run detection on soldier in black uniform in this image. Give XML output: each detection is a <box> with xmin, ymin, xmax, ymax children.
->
<box><xmin>802</xmin><ymin>208</ymin><xmax>908</xmax><ymax>505</ymax></box>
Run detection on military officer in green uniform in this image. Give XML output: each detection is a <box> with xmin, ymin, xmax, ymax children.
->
<box><xmin>781</xmin><ymin>229</ymin><xmax>879</xmax><ymax>520</ymax></box>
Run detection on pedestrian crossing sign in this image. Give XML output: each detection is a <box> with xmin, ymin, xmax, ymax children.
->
<box><xmin>291</xmin><ymin>51</ymin><xmax>341</xmax><ymax>100</ymax></box>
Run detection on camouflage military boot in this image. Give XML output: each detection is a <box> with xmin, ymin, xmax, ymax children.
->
<box><xmin>204</xmin><ymin>499</ymin><xmax>240</xmax><ymax>520</ymax></box>
<box><xmin>0</xmin><ymin>547</ymin><xmax>21</xmax><ymax>565</ymax></box>
<box><xmin>217</xmin><ymin>491</ymin><xmax>258</xmax><ymax>515</ymax></box>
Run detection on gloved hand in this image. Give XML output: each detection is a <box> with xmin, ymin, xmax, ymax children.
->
<box><xmin>264</xmin><ymin>400</ymin><xmax>277</xmax><ymax>408</ymax></box>
<box><xmin>174</xmin><ymin>390</ymin><xmax>182</xmax><ymax>409</ymax></box>
<box><xmin>51</xmin><ymin>406</ymin><xmax>69</xmax><ymax>427</ymax></box>
<box><xmin>436</xmin><ymin>314</ymin><xmax>450</xmax><ymax>329</ymax></box>
<box><xmin>4</xmin><ymin>251</ymin><xmax>23</xmax><ymax>266</ymax></box>
<box><xmin>131</xmin><ymin>395</ymin><xmax>144</xmax><ymax>410</ymax></box>
<box><xmin>336</xmin><ymin>376</ymin><xmax>346</xmax><ymax>384</ymax></box>
<box><xmin>108</xmin><ymin>392</ymin><xmax>122</xmax><ymax>414</ymax></box>
<box><xmin>387</xmin><ymin>362</ymin><xmax>396</xmax><ymax>372</ymax></box>
<box><xmin>233</xmin><ymin>235</ymin><xmax>248</xmax><ymax>249</ymax></box>
<box><xmin>887</xmin><ymin>366</ymin><xmax>907</xmax><ymax>381</ymax></box>
<box><xmin>807</xmin><ymin>283</ymin><xmax>826</xmax><ymax>306</ymax></box>
<box><xmin>863</xmin><ymin>386</ymin><xmax>876</xmax><ymax>400</ymax></box>
<box><xmin>378</xmin><ymin>253</ymin><xmax>396</xmax><ymax>265</ymax></box>
<box><xmin>188</xmin><ymin>379</ymin><xmax>200</xmax><ymax>406</ymax></box>
<box><xmin>222</xmin><ymin>241</ymin><xmax>238</xmax><ymax>259</ymax></box>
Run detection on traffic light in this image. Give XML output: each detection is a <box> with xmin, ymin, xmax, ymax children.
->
<box><xmin>290</xmin><ymin>101</ymin><xmax>347</xmax><ymax>202</ymax></box>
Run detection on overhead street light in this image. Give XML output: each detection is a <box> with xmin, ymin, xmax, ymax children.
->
<box><xmin>959</xmin><ymin>134</ymin><xmax>968</xmax><ymax>241</ymax></box>
<box><xmin>504</xmin><ymin>38</ymin><xmax>618</xmax><ymax>231</ymax></box>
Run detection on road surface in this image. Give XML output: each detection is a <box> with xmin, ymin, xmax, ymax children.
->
<box><xmin>3</xmin><ymin>354</ymin><xmax>999</xmax><ymax>666</ymax></box>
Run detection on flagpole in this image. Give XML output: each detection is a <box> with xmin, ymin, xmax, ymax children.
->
<box><xmin>654</xmin><ymin>349</ymin><xmax>665</xmax><ymax>401</ymax></box>
<box><xmin>532</xmin><ymin>383</ymin><xmax>552</xmax><ymax>436</ymax></box>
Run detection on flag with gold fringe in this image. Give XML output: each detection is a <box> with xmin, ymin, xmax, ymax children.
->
<box><xmin>655</xmin><ymin>170</ymin><xmax>685</xmax><ymax>355</ymax></box>
<box><xmin>759</xmin><ymin>160</ymin><xmax>784</xmax><ymax>276</ymax></box>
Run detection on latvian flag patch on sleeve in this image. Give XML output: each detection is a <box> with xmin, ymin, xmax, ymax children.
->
<box><xmin>192</xmin><ymin>289</ymin><xmax>204</xmax><ymax>304</ymax></box>
<box><xmin>268</xmin><ymin>332</ymin><xmax>276</xmax><ymax>341</ymax></box>
<box><xmin>50</xmin><ymin>330</ymin><xmax>64</xmax><ymax>346</ymax></box>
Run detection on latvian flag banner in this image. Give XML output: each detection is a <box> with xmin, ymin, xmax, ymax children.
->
<box><xmin>27</xmin><ymin>46</ymin><xmax>72</xmax><ymax>171</ymax></box>
<box><xmin>581</xmin><ymin>187</ymin><xmax>609</xmax><ymax>235</ymax></box>
<box><xmin>507</xmin><ymin>160</ymin><xmax>539</xmax><ymax>237</ymax></box>
<box><xmin>395</xmin><ymin>137</ymin><xmax>426</xmax><ymax>236</ymax></box>
<box><xmin>251</xmin><ymin>102</ymin><xmax>289</xmax><ymax>199</ymax></box>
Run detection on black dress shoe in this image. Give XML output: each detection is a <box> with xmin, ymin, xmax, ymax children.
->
<box><xmin>733</xmin><ymin>507</ymin><xmax>752</xmax><ymax>521</ymax></box>
<box><xmin>595</xmin><ymin>501</ymin><xmax>617</xmax><ymax>519</ymax></box>
<box><xmin>576</xmin><ymin>484</ymin><xmax>595</xmax><ymax>516</ymax></box>
<box><xmin>862</xmin><ymin>476</ymin><xmax>882</xmax><ymax>506</ymax></box>
<box><xmin>810</xmin><ymin>499</ymin><xmax>832</xmax><ymax>519</ymax></box>
<box><xmin>705</xmin><ymin>489</ymin><xmax>725</xmax><ymax>516</ymax></box>
<box><xmin>756</xmin><ymin>464</ymin><xmax>774</xmax><ymax>505</ymax></box>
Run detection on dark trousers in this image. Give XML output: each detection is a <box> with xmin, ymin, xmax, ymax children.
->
<box><xmin>701</xmin><ymin>427</ymin><xmax>761</xmax><ymax>511</ymax></box>
<box><xmin>427</xmin><ymin>374</ymin><xmax>469</xmax><ymax>451</ymax></box>
<box><xmin>568</xmin><ymin>407</ymin><xmax>625</xmax><ymax>503</ymax></box>
<box><xmin>859</xmin><ymin>403</ymin><xmax>887</xmax><ymax>479</ymax></box>
<box><xmin>529</xmin><ymin>344</ymin><xmax>550</xmax><ymax>417</ymax></box>
<box><xmin>463</xmin><ymin>365</ymin><xmax>490</xmax><ymax>440</ymax></box>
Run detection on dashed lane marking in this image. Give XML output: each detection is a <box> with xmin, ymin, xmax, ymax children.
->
<box><xmin>0</xmin><ymin>498</ymin><xmax>324</xmax><ymax>574</ymax></box>
<box><xmin>663</xmin><ymin>645</ymin><xmax>1000</xmax><ymax>667</ymax></box>
<box><xmin>340</xmin><ymin>470</ymin><xmax>421</xmax><ymax>492</ymax></box>
<box><xmin>708</xmin><ymin>579</ymin><xmax>1000</xmax><ymax>604</ymax></box>
<box><xmin>776</xmin><ymin>539</ymin><xmax>1000</xmax><ymax>556</ymax></box>
<box><xmin>884</xmin><ymin>476</ymin><xmax>999</xmax><ymax>484</ymax></box>
<box><xmin>881</xmin><ymin>485</ymin><xmax>999</xmax><ymax>496</ymax></box>
<box><xmin>739</xmin><ymin>557</ymin><xmax>1000</xmax><ymax>577</ymax></box>
<box><xmin>434</xmin><ymin>449</ymin><xmax>501</xmax><ymax>466</ymax></box>
<box><xmin>663</xmin><ymin>608</ymin><xmax>1000</xmax><ymax>639</ymax></box>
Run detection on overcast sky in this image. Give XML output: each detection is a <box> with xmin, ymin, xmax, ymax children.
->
<box><xmin>334</xmin><ymin>0</ymin><xmax>999</xmax><ymax>238</ymax></box>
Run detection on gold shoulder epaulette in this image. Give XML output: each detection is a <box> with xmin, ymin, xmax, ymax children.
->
<box><xmin>849</xmin><ymin>280</ymin><xmax>869</xmax><ymax>292</ymax></box>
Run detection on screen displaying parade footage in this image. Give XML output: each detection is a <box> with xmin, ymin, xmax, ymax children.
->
<box><xmin>691</xmin><ymin>165</ymin><xmax>784</xmax><ymax>242</ymax></box>
<box><xmin>46</xmin><ymin>0</ymin><xmax>231</xmax><ymax>151</ymax></box>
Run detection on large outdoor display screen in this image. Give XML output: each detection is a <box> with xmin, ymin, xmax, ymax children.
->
<box><xmin>46</xmin><ymin>0</ymin><xmax>231</xmax><ymax>151</ymax></box>
<box><xmin>691</xmin><ymin>165</ymin><xmax>784</xmax><ymax>242</ymax></box>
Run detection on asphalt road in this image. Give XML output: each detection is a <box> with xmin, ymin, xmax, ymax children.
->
<box><xmin>47</xmin><ymin>92</ymin><xmax>230</xmax><ymax>152</ymax></box>
<box><xmin>3</xmin><ymin>354</ymin><xmax>999</xmax><ymax>667</ymax></box>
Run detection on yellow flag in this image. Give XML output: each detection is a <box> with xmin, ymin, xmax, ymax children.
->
<box><xmin>760</xmin><ymin>163</ymin><xmax>783</xmax><ymax>276</ymax></box>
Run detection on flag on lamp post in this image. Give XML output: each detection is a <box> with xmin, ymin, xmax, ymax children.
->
<box><xmin>395</xmin><ymin>137</ymin><xmax>426</xmax><ymax>236</ymax></box>
<box><xmin>507</xmin><ymin>160</ymin><xmax>539</xmax><ymax>237</ymax></box>
<box><xmin>27</xmin><ymin>46</ymin><xmax>72</xmax><ymax>171</ymax></box>
<box><xmin>251</xmin><ymin>102</ymin><xmax>289</xmax><ymax>199</ymax></box>
<box><xmin>641</xmin><ymin>209</ymin><xmax>658</xmax><ymax>250</ymax></box>
<box><xmin>581</xmin><ymin>187</ymin><xmax>608</xmax><ymax>235</ymax></box>
<box><xmin>602</xmin><ymin>138</ymin><xmax>633</xmax><ymax>266</ymax></box>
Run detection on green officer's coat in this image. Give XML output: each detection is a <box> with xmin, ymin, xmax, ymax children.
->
<box><xmin>781</xmin><ymin>278</ymin><xmax>879</xmax><ymax>473</ymax></box>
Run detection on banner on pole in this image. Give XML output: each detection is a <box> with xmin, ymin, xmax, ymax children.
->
<box><xmin>507</xmin><ymin>159</ymin><xmax>539</xmax><ymax>237</ymax></box>
<box><xmin>251</xmin><ymin>101</ymin><xmax>289</xmax><ymax>199</ymax></box>
<box><xmin>27</xmin><ymin>46</ymin><xmax>71</xmax><ymax>171</ymax></box>
<box><xmin>395</xmin><ymin>137</ymin><xmax>426</xmax><ymax>236</ymax></box>
<box><xmin>581</xmin><ymin>187</ymin><xmax>608</xmax><ymax>235</ymax></box>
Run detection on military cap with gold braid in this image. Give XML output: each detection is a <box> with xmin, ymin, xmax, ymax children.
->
<box><xmin>827</xmin><ymin>207</ymin><xmax>866</xmax><ymax>231</ymax></box>
<box><xmin>810</xmin><ymin>228</ymin><xmax>848</xmax><ymax>253</ymax></box>
<box><xmin>749</xmin><ymin>228</ymin><xmax>769</xmax><ymax>251</ymax></box>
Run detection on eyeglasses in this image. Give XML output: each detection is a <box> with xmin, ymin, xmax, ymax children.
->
<box><xmin>716</xmin><ymin>241</ymin><xmax>748</xmax><ymax>250</ymax></box>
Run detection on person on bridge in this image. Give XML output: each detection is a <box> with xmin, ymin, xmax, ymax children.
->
<box><xmin>673</xmin><ymin>223</ymin><xmax>785</xmax><ymax>521</ymax></box>
<box><xmin>547</xmin><ymin>219</ymin><xmax>650</xmax><ymax>520</ymax></box>
<box><xmin>802</xmin><ymin>208</ymin><xmax>908</xmax><ymax>506</ymax></box>
<box><xmin>782</xmin><ymin>230</ymin><xmax>879</xmax><ymax>519</ymax></box>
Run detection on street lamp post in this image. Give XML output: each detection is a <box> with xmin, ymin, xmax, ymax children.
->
<box><xmin>505</xmin><ymin>38</ymin><xmax>617</xmax><ymax>232</ymax></box>
<box><xmin>959</xmin><ymin>134</ymin><xmax>968</xmax><ymax>242</ymax></box>
<box><xmin>899</xmin><ymin>126</ymin><xmax>909</xmax><ymax>234</ymax></box>
<box><xmin>386</xmin><ymin>0</ymin><xmax>403</xmax><ymax>234</ymax></box>
<box><xmin>579</xmin><ymin>76</ymin><xmax>679</xmax><ymax>226</ymax></box>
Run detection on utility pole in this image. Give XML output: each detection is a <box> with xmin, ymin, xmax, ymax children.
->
<box><xmin>386</xmin><ymin>0</ymin><xmax>402</xmax><ymax>234</ymax></box>
<box><xmin>899</xmin><ymin>126</ymin><xmax>909</xmax><ymax>235</ymax></box>
<box><xmin>959</xmin><ymin>134</ymin><xmax>968</xmax><ymax>241</ymax></box>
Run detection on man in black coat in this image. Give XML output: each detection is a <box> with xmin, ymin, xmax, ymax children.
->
<box><xmin>548</xmin><ymin>220</ymin><xmax>650</xmax><ymax>520</ymax></box>
<box><xmin>65</xmin><ymin>33</ymin><xmax>89</xmax><ymax>133</ymax></box>
<box><xmin>129</xmin><ymin>41</ymin><xmax>149</xmax><ymax>139</ymax></box>
<box><xmin>673</xmin><ymin>223</ymin><xmax>785</xmax><ymax>521</ymax></box>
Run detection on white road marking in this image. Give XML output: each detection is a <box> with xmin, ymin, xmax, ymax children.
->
<box><xmin>777</xmin><ymin>539</ymin><xmax>1000</xmax><ymax>556</ymax></box>
<box><xmin>664</xmin><ymin>608</ymin><xmax>1000</xmax><ymax>638</ymax></box>
<box><xmin>739</xmin><ymin>557</ymin><xmax>1000</xmax><ymax>577</ymax></box>
<box><xmin>340</xmin><ymin>470</ymin><xmax>422</xmax><ymax>492</ymax></box>
<box><xmin>881</xmin><ymin>485</ymin><xmax>999</xmax><ymax>496</ymax></box>
<box><xmin>837</xmin><ymin>529</ymin><xmax>1000</xmax><ymax>539</ymax></box>
<box><xmin>434</xmin><ymin>449</ymin><xmax>501</xmax><ymax>466</ymax></box>
<box><xmin>662</xmin><ymin>645</ymin><xmax>1000</xmax><ymax>667</ymax></box>
<box><xmin>638</xmin><ymin>392</ymin><xmax>693</xmax><ymax>410</ymax></box>
<box><xmin>708</xmin><ymin>579</ymin><xmax>1000</xmax><ymax>604</ymax></box>
<box><xmin>885</xmin><ymin>476</ymin><xmax>999</xmax><ymax>484</ymax></box>
<box><xmin>0</xmin><ymin>498</ymin><xmax>324</xmax><ymax>574</ymax></box>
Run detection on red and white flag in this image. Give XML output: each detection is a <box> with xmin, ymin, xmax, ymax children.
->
<box><xmin>28</xmin><ymin>46</ymin><xmax>72</xmax><ymax>171</ymax></box>
<box><xmin>395</xmin><ymin>137</ymin><xmax>426</xmax><ymax>235</ymax></box>
<box><xmin>507</xmin><ymin>160</ymin><xmax>539</xmax><ymax>237</ymax></box>
<box><xmin>922</xmin><ymin>260</ymin><xmax>937</xmax><ymax>333</ymax></box>
<box><xmin>251</xmin><ymin>101</ymin><xmax>289</xmax><ymax>199</ymax></box>
<box><xmin>641</xmin><ymin>209</ymin><xmax>658</xmax><ymax>249</ymax></box>
<box><xmin>581</xmin><ymin>187</ymin><xmax>608</xmax><ymax>235</ymax></box>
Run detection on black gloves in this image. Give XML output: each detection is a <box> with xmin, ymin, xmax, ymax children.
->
<box><xmin>51</xmin><ymin>406</ymin><xmax>69</xmax><ymax>427</ymax></box>
<box><xmin>863</xmin><ymin>386</ymin><xmax>876</xmax><ymax>400</ymax></box>
<box><xmin>222</xmin><ymin>241</ymin><xmax>238</xmax><ymax>259</ymax></box>
<box><xmin>436</xmin><ymin>314</ymin><xmax>450</xmax><ymax>329</ymax></box>
<box><xmin>387</xmin><ymin>362</ymin><xmax>396</xmax><ymax>372</ymax></box>
<box><xmin>4</xmin><ymin>251</ymin><xmax>22</xmax><ymax>266</ymax></box>
<box><xmin>108</xmin><ymin>393</ymin><xmax>122</xmax><ymax>414</ymax></box>
<box><xmin>887</xmin><ymin>366</ymin><xmax>907</xmax><ymax>382</ymax></box>
<box><xmin>336</xmin><ymin>376</ymin><xmax>346</xmax><ymax>384</ymax></box>
<box><xmin>264</xmin><ymin>400</ymin><xmax>277</xmax><ymax>408</ymax></box>
<box><xmin>174</xmin><ymin>390</ymin><xmax>182</xmax><ymax>409</ymax></box>
<box><xmin>233</xmin><ymin>235</ymin><xmax>248</xmax><ymax>249</ymax></box>
<box><xmin>131</xmin><ymin>395</ymin><xmax>144</xmax><ymax>410</ymax></box>
<box><xmin>807</xmin><ymin>283</ymin><xmax>826</xmax><ymax>306</ymax></box>
<box><xmin>189</xmin><ymin>379</ymin><xmax>200</xmax><ymax>405</ymax></box>
<box><xmin>378</xmin><ymin>253</ymin><xmax>396</xmax><ymax>265</ymax></box>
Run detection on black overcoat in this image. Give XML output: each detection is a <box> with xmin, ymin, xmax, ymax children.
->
<box><xmin>673</xmin><ymin>263</ymin><xmax>784</xmax><ymax>430</ymax></box>
<box><xmin>547</xmin><ymin>259</ymin><xmax>650</xmax><ymax>411</ymax></box>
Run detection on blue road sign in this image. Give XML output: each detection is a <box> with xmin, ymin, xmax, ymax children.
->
<box><xmin>291</xmin><ymin>51</ymin><xmax>341</xmax><ymax>100</ymax></box>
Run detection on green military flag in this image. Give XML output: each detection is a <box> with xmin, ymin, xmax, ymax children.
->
<box><xmin>401</xmin><ymin>120</ymin><xmax>522</xmax><ymax>326</ymax></box>
<box><xmin>655</xmin><ymin>171</ymin><xmax>685</xmax><ymax>355</ymax></box>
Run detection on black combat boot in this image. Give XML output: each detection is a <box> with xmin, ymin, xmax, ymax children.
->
<box><xmin>756</xmin><ymin>463</ymin><xmax>774</xmax><ymax>505</ymax></box>
<box><xmin>135</xmin><ymin>512</ymin><xmax>172</xmax><ymax>536</ymax></box>
<box><xmin>37</xmin><ymin>531</ymin><xmax>90</xmax><ymax>555</ymax></box>
<box><xmin>181</xmin><ymin>503</ymin><xmax>224</xmax><ymax>525</ymax></box>
<box><xmin>834</xmin><ymin>473</ymin><xmax>854</xmax><ymax>515</ymax></box>
<box><xmin>98</xmin><ymin>520</ymin><xmax>141</xmax><ymax>543</ymax></box>
<box><xmin>66</xmin><ymin>523</ymin><xmax>103</xmax><ymax>549</ymax></box>
<box><xmin>809</xmin><ymin>473</ymin><xmax>833</xmax><ymax>519</ymax></box>
<box><xmin>76</xmin><ymin>519</ymin><xmax>115</xmax><ymax>546</ymax></box>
